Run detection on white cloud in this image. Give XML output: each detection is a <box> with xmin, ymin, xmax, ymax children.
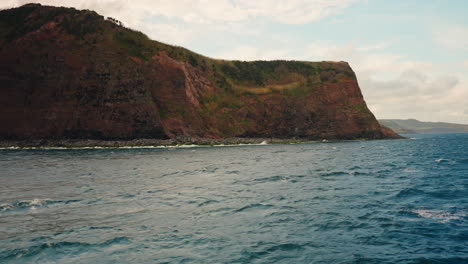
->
<box><xmin>359</xmin><ymin>63</ymin><xmax>467</xmax><ymax>123</ymax></box>
<box><xmin>375</xmin><ymin>79</ymin><xmax>468</xmax><ymax>124</ymax></box>
<box><xmin>0</xmin><ymin>0</ymin><xmax>356</xmax><ymax>46</ymax></box>
<box><xmin>433</xmin><ymin>24</ymin><xmax>468</xmax><ymax>50</ymax></box>
<box><xmin>0</xmin><ymin>0</ymin><xmax>355</xmax><ymax>24</ymax></box>
<box><xmin>139</xmin><ymin>23</ymin><xmax>199</xmax><ymax>45</ymax></box>
<box><xmin>235</xmin><ymin>0</ymin><xmax>355</xmax><ymax>24</ymax></box>
<box><xmin>357</xmin><ymin>41</ymin><xmax>393</xmax><ymax>52</ymax></box>
<box><xmin>216</xmin><ymin>45</ymin><xmax>291</xmax><ymax>61</ymax></box>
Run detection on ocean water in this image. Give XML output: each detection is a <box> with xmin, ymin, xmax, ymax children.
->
<box><xmin>0</xmin><ymin>133</ymin><xmax>467</xmax><ymax>264</ymax></box>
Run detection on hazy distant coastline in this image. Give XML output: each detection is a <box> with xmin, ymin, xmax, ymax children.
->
<box><xmin>379</xmin><ymin>119</ymin><xmax>468</xmax><ymax>134</ymax></box>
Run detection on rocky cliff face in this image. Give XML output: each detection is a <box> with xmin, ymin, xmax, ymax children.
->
<box><xmin>0</xmin><ymin>4</ymin><xmax>401</xmax><ymax>140</ymax></box>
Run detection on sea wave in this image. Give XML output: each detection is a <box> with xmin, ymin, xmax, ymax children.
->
<box><xmin>413</xmin><ymin>209</ymin><xmax>466</xmax><ymax>223</ymax></box>
<box><xmin>0</xmin><ymin>146</ymin><xmax>168</xmax><ymax>150</ymax></box>
<box><xmin>394</xmin><ymin>188</ymin><xmax>425</xmax><ymax>199</ymax></box>
<box><xmin>235</xmin><ymin>203</ymin><xmax>274</xmax><ymax>212</ymax></box>
<box><xmin>435</xmin><ymin>158</ymin><xmax>451</xmax><ymax>163</ymax></box>
<box><xmin>0</xmin><ymin>142</ymin><xmax>273</xmax><ymax>150</ymax></box>
<box><xmin>254</xmin><ymin>175</ymin><xmax>288</xmax><ymax>183</ymax></box>
<box><xmin>1</xmin><ymin>133</ymin><xmax>467</xmax><ymax>263</ymax></box>
<box><xmin>0</xmin><ymin>199</ymin><xmax>80</xmax><ymax>212</ymax></box>
<box><xmin>319</xmin><ymin>171</ymin><xmax>348</xmax><ymax>177</ymax></box>
<box><xmin>0</xmin><ymin>237</ymin><xmax>130</xmax><ymax>261</ymax></box>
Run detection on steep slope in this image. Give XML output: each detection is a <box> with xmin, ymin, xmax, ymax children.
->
<box><xmin>379</xmin><ymin>119</ymin><xmax>468</xmax><ymax>134</ymax></box>
<box><xmin>0</xmin><ymin>4</ymin><xmax>401</xmax><ymax>141</ymax></box>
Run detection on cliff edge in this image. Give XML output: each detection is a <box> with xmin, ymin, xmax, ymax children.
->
<box><xmin>0</xmin><ymin>4</ymin><xmax>401</xmax><ymax>141</ymax></box>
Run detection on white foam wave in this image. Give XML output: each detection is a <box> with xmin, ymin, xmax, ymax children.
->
<box><xmin>29</xmin><ymin>198</ymin><xmax>49</xmax><ymax>206</ymax></box>
<box><xmin>402</xmin><ymin>168</ymin><xmax>419</xmax><ymax>173</ymax></box>
<box><xmin>0</xmin><ymin>199</ymin><xmax>52</xmax><ymax>212</ymax></box>
<box><xmin>0</xmin><ymin>203</ymin><xmax>14</xmax><ymax>211</ymax></box>
<box><xmin>0</xmin><ymin>146</ymin><xmax>168</xmax><ymax>150</ymax></box>
<box><xmin>414</xmin><ymin>209</ymin><xmax>465</xmax><ymax>223</ymax></box>
<box><xmin>0</xmin><ymin>143</ymin><xmax>274</xmax><ymax>150</ymax></box>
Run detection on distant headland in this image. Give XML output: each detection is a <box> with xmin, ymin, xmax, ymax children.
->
<box><xmin>0</xmin><ymin>4</ymin><xmax>401</xmax><ymax>147</ymax></box>
<box><xmin>379</xmin><ymin>119</ymin><xmax>468</xmax><ymax>134</ymax></box>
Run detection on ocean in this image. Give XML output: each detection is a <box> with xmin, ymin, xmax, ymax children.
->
<box><xmin>0</xmin><ymin>133</ymin><xmax>467</xmax><ymax>263</ymax></box>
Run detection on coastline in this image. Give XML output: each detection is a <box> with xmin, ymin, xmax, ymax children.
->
<box><xmin>0</xmin><ymin>136</ymin><xmax>405</xmax><ymax>149</ymax></box>
<box><xmin>0</xmin><ymin>137</ymin><xmax>306</xmax><ymax>149</ymax></box>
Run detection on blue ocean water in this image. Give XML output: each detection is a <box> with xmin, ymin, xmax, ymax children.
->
<box><xmin>0</xmin><ymin>133</ymin><xmax>467</xmax><ymax>264</ymax></box>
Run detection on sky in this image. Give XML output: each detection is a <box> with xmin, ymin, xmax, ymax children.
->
<box><xmin>2</xmin><ymin>0</ymin><xmax>468</xmax><ymax>124</ymax></box>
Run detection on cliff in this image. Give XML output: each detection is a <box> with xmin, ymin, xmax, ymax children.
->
<box><xmin>0</xmin><ymin>4</ymin><xmax>401</xmax><ymax>141</ymax></box>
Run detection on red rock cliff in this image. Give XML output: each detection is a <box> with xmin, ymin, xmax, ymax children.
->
<box><xmin>0</xmin><ymin>4</ymin><xmax>401</xmax><ymax>140</ymax></box>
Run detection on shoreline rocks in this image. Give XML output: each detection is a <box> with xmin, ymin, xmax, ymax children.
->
<box><xmin>0</xmin><ymin>136</ymin><xmax>405</xmax><ymax>149</ymax></box>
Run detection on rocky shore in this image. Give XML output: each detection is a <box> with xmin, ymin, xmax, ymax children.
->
<box><xmin>0</xmin><ymin>135</ymin><xmax>406</xmax><ymax>149</ymax></box>
<box><xmin>0</xmin><ymin>137</ymin><xmax>295</xmax><ymax>149</ymax></box>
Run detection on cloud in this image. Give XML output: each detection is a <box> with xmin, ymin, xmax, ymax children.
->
<box><xmin>0</xmin><ymin>0</ymin><xmax>355</xmax><ymax>24</ymax></box>
<box><xmin>360</xmin><ymin>67</ymin><xmax>467</xmax><ymax>124</ymax></box>
<box><xmin>433</xmin><ymin>24</ymin><xmax>468</xmax><ymax>50</ymax></box>
<box><xmin>363</xmin><ymin>77</ymin><xmax>468</xmax><ymax>123</ymax></box>
<box><xmin>216</xmin><ymin>45</ymin><xmax>291</xmax><ymax>61</ymax></box>
<box><xmin>357</xmin><ymin>42</ymin><xmax>394</xmax><ymax>52</ymax></box>
<box><xmin>234</xmin><ymin>0</ymin><xmax>355</xmax><ymax>24</ymax></box>
<box><xmin>139</xmin><ymin>23</ymin><xmax>200</xmax><ymax>45</ymax></box>
<box><xmin>0</xmin><ymin>0</ymin><xmax>357</xmax><ymax>46</ymax></box>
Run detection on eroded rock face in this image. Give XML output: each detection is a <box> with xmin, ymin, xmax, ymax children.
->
<box><xmin>0</xmin><ymin>4</ymin><xmax>401</xmax><ymax>140</ymax></box>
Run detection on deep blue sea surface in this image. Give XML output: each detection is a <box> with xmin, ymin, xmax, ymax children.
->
<box><xmin>0</xmin><ymin>133</ymin><xmax>467</xmax><ymax>263</ymax></box>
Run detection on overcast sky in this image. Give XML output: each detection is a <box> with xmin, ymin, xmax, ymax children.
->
<box><xmin>2</xmin><ymin>0</ymin><xmax>468</xmax><ymax>124</ymax></box>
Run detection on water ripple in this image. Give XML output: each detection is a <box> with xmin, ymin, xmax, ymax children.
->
<box><xmin>0</xmin><ymin>237</ymin><xmax>130</xmax><ymax>261</ymax></box>
<box><xmin>0</xmin><ymin>199</ymin><xmax>81</xmax><ymax>212</ymax></box>
<box><xmin>1</xmin><ymin>133</ymin><xmax>467</xmax><ymax>263</ymax></box>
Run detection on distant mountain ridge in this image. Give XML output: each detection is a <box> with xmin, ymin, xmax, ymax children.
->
<box><xmin>379</xmin><ymin>119</ymin><xmax>468</xmax><ymax>134</ymax></box>
<box><xmin>0</xmin><ymin>4</ymin><xmax>401</xmax><ymax>141</ymax></box>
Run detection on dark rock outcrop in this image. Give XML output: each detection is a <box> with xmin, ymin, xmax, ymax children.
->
<box><xmin>0</xmin><ymin>4</ymin><xmax>401</xmax><ymax>141</ymax></box>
